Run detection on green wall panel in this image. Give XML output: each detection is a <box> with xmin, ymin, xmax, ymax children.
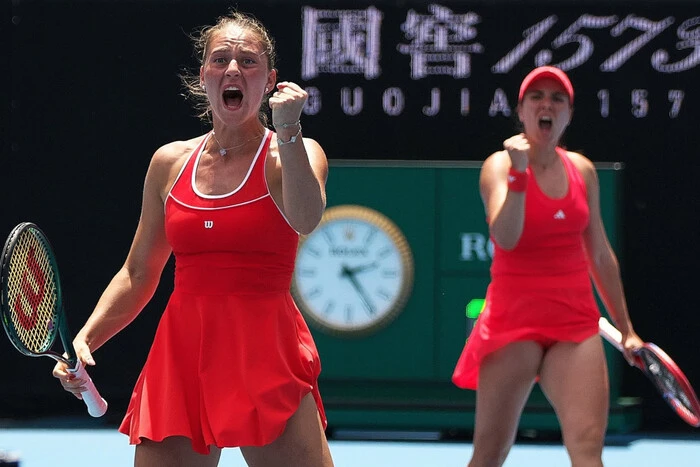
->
<box><xmin>313</xmin><ymin>165</ymin><xmax>437</xmax><ymax>379</ymax></box>
<box><xmin>437</xmin><ymin>167</ymin><xmax>492</xmax><ymax>274</ymax></box>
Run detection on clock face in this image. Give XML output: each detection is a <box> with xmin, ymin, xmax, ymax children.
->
<box><xmin>291</xmin><ymin>205</ymin><xmax>414</xmax><ymax>336</ymax></box>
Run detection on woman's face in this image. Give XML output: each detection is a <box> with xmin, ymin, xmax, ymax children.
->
<box><xmin>517</xmin><ymin>78</ymin><xmax>572</xmax><ymax>146</ymax></box>
<box><xmin>200</xmin><ymin>24</ymin><xmax>276</xmax><ymax>125</ymax></box>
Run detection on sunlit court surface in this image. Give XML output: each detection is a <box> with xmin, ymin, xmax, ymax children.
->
<box><xmin>2</xmin><ymin>424</ymin><xmax>700</xmax><ymax>467</ymax></box>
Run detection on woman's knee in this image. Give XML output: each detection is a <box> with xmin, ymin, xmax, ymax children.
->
<box><xmin>562</xmin><ymin>420</ymin><xmax>605</xmax><ymax>462</ymax></box>
<box><xmin>469</xmin><ymin>438</ymin><xmax>512</xmax><ymax>467</ymax></box>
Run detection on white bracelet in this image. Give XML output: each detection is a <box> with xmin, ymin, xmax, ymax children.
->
<box><xmin>277</xmin><ymin>124</ymin><xmax>302</xmax><ymax>146</ymax></box>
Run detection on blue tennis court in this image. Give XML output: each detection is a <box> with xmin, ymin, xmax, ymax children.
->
<box><xmin>2</xmin><ymin>425</ymin><xmax>699</xmax><ymax>466</ymax></box>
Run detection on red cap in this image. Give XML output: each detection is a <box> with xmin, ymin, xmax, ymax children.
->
<box><xmin>518</xmin><ymin>66</ymin><xmax>574</xmax><ymax>104</ymax></box>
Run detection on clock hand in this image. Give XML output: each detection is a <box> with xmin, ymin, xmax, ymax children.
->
<box><xmin>346</xmin><ymin>261</ymin><xmax>378</xmax><ymax>275</ymax></box>
<box><xmin>341</xmin><ymin>264</ymin><xmax>376</xmax><ymax>315</ymax></box>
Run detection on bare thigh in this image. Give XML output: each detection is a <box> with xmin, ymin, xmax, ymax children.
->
<box><xmin>538</xmin><ymin>335</ymin><xmax>609</xmax><ymax>465</ymax></box>
<box><xmin>134</xmin><ymin>436</ymin><xmax>222</xmax><ymax>467</ymax></box>
<box><xmin>240</xmin><ymin>392</ymin><xmax>334</xmax><ymax>467</ymax></box>
<box><xmin>469</xmin><ymin>341</ymin><xmax>544</xmax><ymax>467</ymax></box>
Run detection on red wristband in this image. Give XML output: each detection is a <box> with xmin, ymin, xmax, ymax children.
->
<box><xmin>507</xmin><ymin>168</ymin><xmax>528</xmax><ymax>192</ymax></box>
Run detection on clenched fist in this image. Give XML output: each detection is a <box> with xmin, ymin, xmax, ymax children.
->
<box><xmin>503</xmin><ymin>133</ymin><xmax>530</xmax><ymax>172</ymax></box>
<box><xmin>270</xmin><ymin>81</ymin><xmax>306</xmax><ymax>128</ymax></box>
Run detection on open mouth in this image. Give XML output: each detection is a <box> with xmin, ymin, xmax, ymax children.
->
<box><xmin>222</xmin><ymin>87</ymin><xmax>243</xmax><ymax>108</ymax></box>
<box><xmin>538</xmin><ymin>116</ymin><xmax>553</xmax><ymax>130</ymax></box>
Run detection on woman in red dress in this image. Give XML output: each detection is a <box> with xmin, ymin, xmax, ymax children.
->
<box><xmin>452</xmin><ymin>66</ymin><xmax>644</xmax><ymax>467</ymax></box>
<box><xmin>52</xmin><ymin>11</ymin><xmax>334</xmax><ymax>467</ymax></box>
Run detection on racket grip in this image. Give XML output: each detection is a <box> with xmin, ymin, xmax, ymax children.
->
<box><xmin>598</xmin><ymin>317</ymin><xmax>624</xmax><ymax>351</ymax></box>
<box><xmin>68</xmin><ymin>360</ymin><xmax>108</xmax><ymax>417</ymax></box>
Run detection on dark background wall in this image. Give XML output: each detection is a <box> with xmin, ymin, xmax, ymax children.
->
<box><xmin>4</xmin><ymin>0</ymin><xmax>700</xmax><ymax>433</ymax></box>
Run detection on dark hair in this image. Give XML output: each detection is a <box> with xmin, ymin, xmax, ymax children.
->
<box><xmin>179</xmin><ymin>10</ymin><xmax>277</xmax><ymax>125</ymax></box>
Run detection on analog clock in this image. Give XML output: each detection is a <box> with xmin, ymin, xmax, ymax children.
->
<box><xmin>291</xmin><ymin>205</ymin><xmax>414</xmax><ymax>336</ymax></box>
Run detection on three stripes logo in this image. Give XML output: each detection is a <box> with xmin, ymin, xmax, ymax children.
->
<box><xmin>204</xmin><ymin>221</ymin><xmax>214</xmax><ymax>229</ymax></box>
<box><xmin>553</xmin><ymin>209</ymin><xmax>566</xmax><ymax>220</ymax></box>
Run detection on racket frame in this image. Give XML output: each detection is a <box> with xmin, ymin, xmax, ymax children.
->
<box><xmin>599</xmin><ymin>317</ymin><xmax>700</xmax><ymax>427</ymax></box>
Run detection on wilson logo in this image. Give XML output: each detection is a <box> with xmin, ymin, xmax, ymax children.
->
<box><xmin>204</xmin><ymin>221</ymin><xmax>214</xmax><ymax>229</ymax></box>
<box><xmin>14</xmin><ymin>246</ymin><xmax>45</xmax><ymax>330</ymax></box>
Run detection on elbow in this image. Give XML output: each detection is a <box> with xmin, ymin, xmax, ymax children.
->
<box><xmin>289</xmin><ymin>199</ymin><xmax>326</xmax><ymax>235</ymax></box>
<box><xmin>488</xmin><ymin>216</ymin><xmax>523</xmax><ymax>251</ymax></box>
<box><xmin>292</xmin><ymin>211</ymin><xmax>324</xmax><ymax>235</ymax></box>
<box><xmin>499</xmin><ymin>242</ymin><xmax>517</xmax><ymax>251</ymax></box>
<box><xmin>494</xmin><ymin>238</ymin><xmax>518</xmax><ymax>251</ymax></box>
<box><xmin>588</xmin><ymin>250</ymin><xmax>620</xmax><ymax>275</ymax></box>
<box><xmin>296</xmin><ymin>222</ymin><xmax>319</xmax><ymax>236</ymax></box>
<box><xmin>490</xmin><ymin>228</ymin><xmax>519</xmax><ymax>251</ymax></box>
<box><xmin>123</xmin><ymin>264</ymin><xmax>161</xmax><ymax>299</ymax></box>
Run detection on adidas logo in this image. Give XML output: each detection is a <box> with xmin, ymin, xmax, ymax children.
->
<box><xmin>507</xmin><ymin>174</ymin><xmax>516</xmax><ymax>183</ymax></box>
<box><xmin>553</xmin><ymin>209</ymin><xmax>566</xmax><ymax>220</ymax></box>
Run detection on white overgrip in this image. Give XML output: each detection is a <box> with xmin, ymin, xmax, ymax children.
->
<box><xmin>598</xmin><ymin>317</ymin><xmax>624</xmax><ymax>352</ymax></box>
<box><xmin>68</xmin><ymin>360</ymin><xmax>108</xmax><ymax>417</ymax></box>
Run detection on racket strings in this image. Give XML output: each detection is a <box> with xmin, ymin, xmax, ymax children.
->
<box><xmin>5</xmin><ymin>231</ymin><xmax>59</xmax><ymax>353</ymax></box>
<box><xmin>641</xmin><ymin>351</ymin><xmax>699</xmax><ymax>417</ymax></box>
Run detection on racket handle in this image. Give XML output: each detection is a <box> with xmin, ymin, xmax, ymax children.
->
<box><xmin>598</xmin><ymin>317</ymin><xmax>624</xmax><ymax>352</ymax></box>
<box><xmin>68</xmin><ymin>360</ymin><xmax>108</xmax><ymax>417</ymax></box>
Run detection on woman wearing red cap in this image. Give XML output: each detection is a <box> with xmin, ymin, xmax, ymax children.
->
<box><xmin>452</xmin><ymin>66</ymin><xmax>644</xmax><ymax>466</ymax></box>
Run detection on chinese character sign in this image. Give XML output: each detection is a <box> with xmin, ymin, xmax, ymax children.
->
<box><xmin>295</xmin><ymin>3</ymin><xmax>698</xmax><ymax>163</ymax></box>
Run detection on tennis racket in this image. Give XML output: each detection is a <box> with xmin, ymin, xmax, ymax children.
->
<box><xmin>599</xmin><ymin>316</ymin><xmax>700</xmax><ymax>427</ymax></box>
<box><xmin>1</xmin><ymin>222</ymin><xmax>108</xmax><ymax>417</ymax></box>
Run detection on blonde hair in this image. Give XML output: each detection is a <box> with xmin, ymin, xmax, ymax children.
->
<box><xmin>180</xmin><ymin>10</ymin><xmax>277</xmax><ymax>125</ymax></box>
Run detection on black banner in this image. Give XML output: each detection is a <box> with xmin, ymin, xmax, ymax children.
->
<box><xmin>297</xmin><ymin>3</ymin><xmax>699</xmax><ymax>163</ymax></box>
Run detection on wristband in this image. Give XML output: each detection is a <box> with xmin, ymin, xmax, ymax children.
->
<box><xmin>507</xmin><ymin>167</ymin><xmax>528</xmax><ymax>192</ymax></box>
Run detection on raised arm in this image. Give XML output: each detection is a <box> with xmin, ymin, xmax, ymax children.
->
<box><xmin>271</xmin><ymin>81</ymin><xmax>328</xmax><ymax>234</ymax></box>
<box><xmin>276</xmin><ymin>136</ymin><xmax>328</xmax><ymax>234</ymax></box>
<box><xmin>480</xmin><ymin>134</ymin><xmax>530</xmax><ymax>250</ymax></box>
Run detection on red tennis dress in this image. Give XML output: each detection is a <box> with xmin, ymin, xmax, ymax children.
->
<box><xmin>452</xmin><ymin>148</ymin><xmax>600</xmax><ymax>390</ymax></box>
<box><xmin>118</xmin><ymin>130</ymin><xmax>326</xmax><ymax>454</ymax></box>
